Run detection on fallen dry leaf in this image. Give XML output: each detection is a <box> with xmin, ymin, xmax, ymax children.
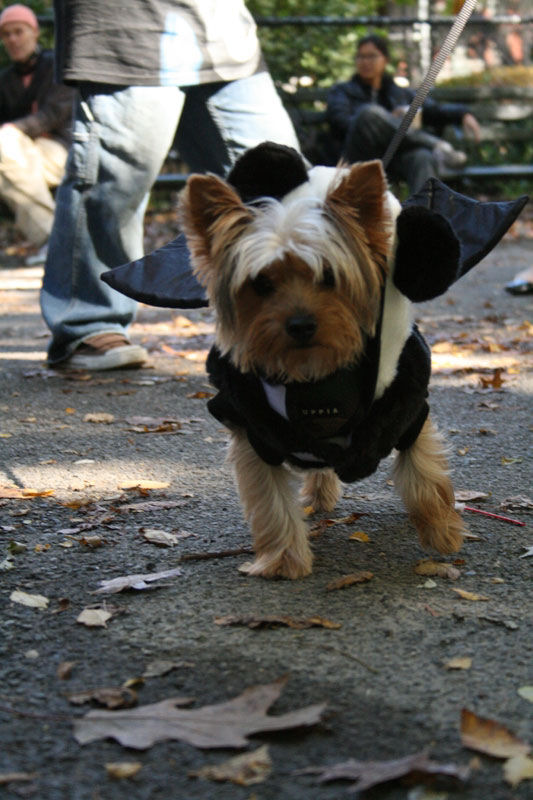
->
<box><xmin>444</xmin><ymin>657</ymin><xmax>472</xmax><ymax>670</ymax></box>
<box><xmin>118</xmin><ymin>480</ymin><xmax>170</xmax><ymax>491</ymax></box>
<box><xmin>143</xmin><ymin>659</ymin><xmax>192</xmax><ymax>678</ymax></box>
<box><xmin>190</xmin><ymin>745</ymin><xmax>272</xmax><ymax>786</ymax></box>
<box><xmin>479</xmin><ymin>368</ymin><xmax>505</xmax><ymax>389</ymax></box>
<box><xmin>67</xmin><ymin>686</ymin><xmax>138</xmax><ymax>709</ymax></box>
<box><xmin>310</xmin><ymin>750</ymin><xmax>469</xmax><ymax>792</ymax></box>
<box><xmin>518</xmin><ymin>686</ymin><xmax>533</xmax><ymax>703</ymax></box>
<box><xmin>455</xmin><ymin>490</ymin><xmax>490</xmax><ymax>502</ymax></box>
<box><xmin>326</xmin><ymin>572</ymin><xmax>373</xmax><ymax>591</ymax></box>
<box><xmin>460</xmin><ymin>709</ymin><xmax>531</xmax><ymax>759</ymax></box>
<box><xmin>57</xmin><ymin>661</ymin><xmax>77</xmax><ymax>680</ymax></box>
<box><xmin>83</xmin><ymin>412</ymin><xmax>115</xmax><ymax>424</ymax></box>
<box><xmin>0</xmin><ymin>773</ymin><xmax>38</xmax><ymax>785</ymax></box>
<box><xmin>415</xmin><ymin>560</ymin><xmax>461</xmax><ymax>580</ymax></box>
<box><xmin>10</xmin><ymin>590</ymin><xmax>49</xmax><ymax>609</ymax></box>
<box><xmin>105</xmin><ymin>762</ymin><xmax>142</xmax><ymax>780</ymax></box>
<box><xmin>451</xmin><ymin>588</ymin><xmax>490</xmax><ymax>602</ymax></box>
<box><xmin>215</xmin><ymin>614</ymin><xmax>341</xmax><ymax>630</ymax></box>
<box><xmin>499</xmin><ymin>495</ymin><xmax>533</xmax><ymax>511</ymax></box>
<box><xmin>77</xmin><ymin>608</ymin><xmax>113</xmax><ymax>627</ymax></box>
<box><xmin>349</xmin><ymin>531</ymin><xmax>370</xmax><ymax>542</ymax></box>
<box><xmin>0</xmin><ymin>486</ymin><xmax>54</xmax><ymax>499</ymax></box>
<box><xmin>141</xmin><ymin>528</ymin><xmax>180</xmax><ymax>547</ymax></box>
<box><xmin>93</xmin><ymin>567</ymin><xmax>182</xmax><ymax>594</ymax></box>
<box><xmin>119</xmin><ymin>499</ymin><xmax>188</xmax><ymax>513</ymax></box>
<box><xmin>503</xmin><ymin>754</ymin><xmax>533</xmax><ymax>787</ymax></box>
<box><xmin>74</xmin><ymin>676</ymin><xmax>326</xmax><ymax>749</ymax></box>
<box><xmin>309</xmin><ymin>511</ymin><xmax>365</xmax><ymax>536</ymax></box>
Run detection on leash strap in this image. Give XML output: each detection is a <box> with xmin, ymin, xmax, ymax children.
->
<box><xmin>382</xmin><ymin>0</ymin><xmax>478</xmax><ymax>169</ymax></box>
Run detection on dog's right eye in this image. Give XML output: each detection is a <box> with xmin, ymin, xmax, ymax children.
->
<box><xmin>251</xmin><ymin>274</ymin><xmax>275</xmax><ymax>297</ymax></box>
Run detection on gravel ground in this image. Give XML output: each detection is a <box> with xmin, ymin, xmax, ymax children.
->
<box><xmin>0</xmin><ymin>231</ymin><xmax>531</xmax><ymax>800</ymax></box>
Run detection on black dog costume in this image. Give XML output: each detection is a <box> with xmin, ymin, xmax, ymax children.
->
<box><xmin>102</xmin><ymin>143</ymin><xmax>527</xmax><ymax>481</ymax></box>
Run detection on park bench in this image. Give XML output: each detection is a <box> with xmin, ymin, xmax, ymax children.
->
<box><xmin>154</xmin><ymin>82</ymin><xmax>533</xmax><ymax>193</ymax></box>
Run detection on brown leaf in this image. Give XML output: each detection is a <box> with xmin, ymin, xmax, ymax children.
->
<box><xmin>10</xmin><ymin>590</ymin><xmax>49</xmax><ymax>609</ymax></box>
<box><xmin>455</xmin><ymin>490</ymin><xmax>490</xmax><ymax>502</ymax></box>
<box><xmin>311</xmin><ymin>750</ymin><xmax>469</xmax><ymax>792</ymax></box>
<box><xmin>93</xmin><ymin>567</ymin><xmax>182</xmax><ymax>594</ymax></box>
<box><xmin>460</xmin><ymin>709</ymin><xmax>531</xmax><ymax>759</ymax></box>
<box><xmin>444</xmin><ymin>657</ymin><xmax>472</xmax><ymax>670</ymax></box>
<box><xmin>452</xmin><ymin>588</ymin><xmax>490</xmax><ymax>602</ymax></box>
<box><xmin>83</xmin><ymin>412</ymin><xmax>115</xmax><ymax>424</ymax></box>
<box><xmin>326</xmin><ymin>572</ymin><xmax>373</xmax><ymax>591</ymax></box>
<box><xmin>214</xmin><ymin>614</ymin><xmax>341</xmax><ymax>630</ymax></box>
<box><xmin>141</xmin><ymin>528</ymin><xmax>180</xmax><ymax>547</ymax></box>
<box><xmin>190</xmin><ymin>745</ymin><xmax>272</xmax><ymax>785</ymax></box>
<box><xmin>499</xmin><ymin>495</ymin><xmax>533</xmax><ymax>511</ymax></box>
<box><xmin>348</xmin><ymin>531</ymin><xmax>370</xmax><ymax>542</ymax></box>
<box><xmin>57</xmin><ymin>660</ymin><xmax>77</xmax><ymax>680</ymax></box>
<box><xmin>67</xmin><ymin>686</ymin><xmax>138</xmax><ymax>709</ymax></box>
<box><xmin>503</xmin><ymin>754</ymin><xmax>533</xmax><ymax>787</ymax></box>
<box><xmin>309</xmin><ymin>510</ymin><xmax>365</xmax><ymax>536</ymax></box>
<box><xmin>105</xmin><ymin>762</ymin><xmax>142</xmax><ymax>780</ymax></box>
<box><xmin>479</xmin><ymin>368</ymin><xmax>505</xmax><ymax>389</ymax></box>
<box><xmin>118</xmin><ymin>480</ymin><xmax>170</xmax><ymax>490</ymax></box>
<box><xmin>414</xmin><ymin>560</ymin><xmax>461</xmax><ymax>580</ymax></box>
<box><xmin>74</xmin><ymin>676</ymin><xmax>326</xmax><ymax>749</ymax></box>
<box><xmin>0</xmin><ymin>773</ymin><xmax>38</xmax><ymax>785</ymax></box>
<box><xmin>76</xmin><ymin>608</ymin><xmax>113</xmax><ymax>627</ymax></box>
<box><xmin>0</xmin><ymin>486</ymin><xmax>54</xmax><ymax>499</ymax></box>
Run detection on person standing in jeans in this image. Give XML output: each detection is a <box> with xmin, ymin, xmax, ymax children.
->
<box><xmin>40</xmin><ymin>0</ymin><xmax>300</xmax><ymax>370</ymax></box>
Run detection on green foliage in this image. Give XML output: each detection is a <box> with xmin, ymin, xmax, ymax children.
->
<box><xmin>247</xmin><ymin>0</ymin><xmax>411</xmax><ymax>87</ymax></box>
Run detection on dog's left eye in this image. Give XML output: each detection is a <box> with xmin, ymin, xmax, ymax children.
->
<box><xmin>322</xmin><ymin>267</ymin><xmax>335</xmax><ymax>288</ymax></box>
<box><xmin>251</xmin><ymin>274</ymin><xmax>275</xmax><ymax>296</ymax></box>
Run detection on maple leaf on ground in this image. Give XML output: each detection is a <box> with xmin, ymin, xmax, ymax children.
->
<box><xmin>73</xmin><ymin>676</ymin><xmax>326</xmax><ymax>749</ymax></box>
<box><xmin>307</xmin><ymin>750</ymin><xmax>469</xmax><ymax>792</ymax></box>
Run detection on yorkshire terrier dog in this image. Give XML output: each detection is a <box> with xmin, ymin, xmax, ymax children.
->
<box><xmin>172</xmin><ymin>142</ymin><xmax>522</xmax><ymax>579</ymax></box>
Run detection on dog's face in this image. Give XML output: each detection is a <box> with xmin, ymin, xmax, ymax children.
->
<box><xmin>179</xmin><ymin>160</ymin><xmax>394</xmax><ymax>382</ymax></box>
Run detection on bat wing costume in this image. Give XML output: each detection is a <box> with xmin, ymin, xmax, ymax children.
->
<box><xmin>101</xmin><ymin>143</ymin><xmax>527</xmax><ymax>480</ymax></box>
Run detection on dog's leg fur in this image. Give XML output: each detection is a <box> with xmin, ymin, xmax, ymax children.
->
<box><xmin>300</xmin><ymin>468</ymin><xmax>341</xmax><ymax>512</ymax></box>
<box><xmin>393</xmin><ymin>416</ymin><xmax>465</xmax><ymax>553</ymax></box>
<box><xmin>229</xmin><ymin>430</ymin><xmax>313</xmax><ymax>578</ymax></box>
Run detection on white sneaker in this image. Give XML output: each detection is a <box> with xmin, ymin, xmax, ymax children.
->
<box><xmin>61</xmin><ymin>332</ymin><xmax>148</xmax><ymax>371</ymax></box>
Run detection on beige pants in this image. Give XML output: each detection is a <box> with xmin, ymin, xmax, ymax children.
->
<box><xmin>0</xmin><ymin>124</ymin><xmax>67</xmax><ymax>245</ymax></box>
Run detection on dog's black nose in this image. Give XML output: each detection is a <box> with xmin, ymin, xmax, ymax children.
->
<box><xmin>286</xmin><ymin>314</ymin><xmax>317</xmax><ymax>344</ymax></box>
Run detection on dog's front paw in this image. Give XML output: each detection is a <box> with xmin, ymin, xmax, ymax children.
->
<box><xmin>240</xmin><ymin>548</ymin><xmax>313</xmax><ymax>579</ymax></box>
<box><xmin>300</xmin><ymin>469</ymin><xmax>341</xmax><ymax>512</ymax></box>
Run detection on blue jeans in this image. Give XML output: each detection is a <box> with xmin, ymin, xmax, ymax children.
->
<box><xmin>40</xmin><ymin>72</ymin><xmax>299</xmax><ymax>363</ymax></box>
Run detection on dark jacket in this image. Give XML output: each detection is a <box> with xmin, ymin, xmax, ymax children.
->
<box><xmin>0</xmin><ymin>49</ymin><xmax>74</xmax><ymax>147</ymax></box>
<box><xmin>327</xmin><ymin>72</ymin><xmax>469</xmax><ymax>154</ymax></box>
<box><xmin>206</xmin><ymin>326</ymin><xmax>431</xmax><ymax>484</ymax></box>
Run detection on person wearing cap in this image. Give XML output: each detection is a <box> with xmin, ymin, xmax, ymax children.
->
<box><xmin>0</xmin><ymin>4</ymin><xmax>74</xmax><ymax>258</ymax></box>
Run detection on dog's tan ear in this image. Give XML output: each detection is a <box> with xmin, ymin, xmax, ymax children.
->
<box><xmin>325</xmin><ymin>160</ymin><xmax>391</xmax><ymax>270</ymax></box>
<box><xmin>326</xmin><ymin>160</ymin><xmax>387</xmax><ymax>228</ymax></box>
<box><xmin>178</xmin><ymin>174</ymin><xmax>252</xmax><ymax>286</ymax></box>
